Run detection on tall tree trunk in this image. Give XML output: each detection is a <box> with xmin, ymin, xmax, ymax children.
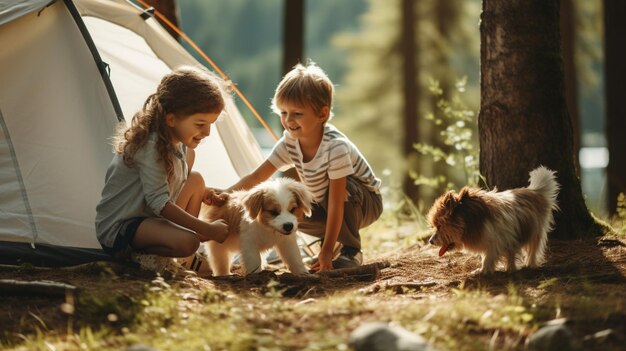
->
<box><xmin>282</xmin><ymin>0</ymin><xmax>304</xmax><ymax>74</ymax></box>
<box><xmin>143</xmin><ymin>0</ymin><xmax>179</xmax><ymax>40</ymax></box>
<box><xmin>478</xmin><ymin>0</ymin><xmax>602</xmax><ymax>239</ymax></box>
<box><xmin>280</xmin><ymin>0</ymin><xmax>305</xmax><ymax>181</ymax></box>
<box><xmin>604</xmin><ymin>0</ymin><xmax>626</xmax><ymax>215</ymax></box>
<box><xmin>560</xmin><ymin>0</ymin><xmax>580</xmax><ymax>176</ymax></box>
<box><xmin>401</xmin><ymin>0</ymin><xmax>420</xmax><ymax>203</ymax></box>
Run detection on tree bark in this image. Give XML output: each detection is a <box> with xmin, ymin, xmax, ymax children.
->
<box><xmin>282</xmin><ymin>0</ymin><xmax>304</xmax><ymax>74</ymax></box>
<box><xmin>478</xmin><ymin>0</ymin><xmax>601</xmax><ymax>239</ymax></box>
<box><xmin>560</xmin><ymin>0</ymin><xmax>580</xmax><ymax>176</ymax></box>
<box><xmin>280</xmin><ymin>0</ymin><xmax>305</xmax><ymax>181</ymax></box>
<box><xmin>401</xmin><ymin>0</ymin><xmax>420</xmax><ymax>203</ymax></box>
<box><xmin>604</xmin><ymin>0</ymin><xmax>626</xmax><ymax>215</ymax></box>
<box><xmin>143</xmin><ymin>0</ymin><xmax>180</xmax><ymax>40</ymax></box>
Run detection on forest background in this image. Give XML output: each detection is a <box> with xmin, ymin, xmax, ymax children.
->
<box><xmin>174</xmin><ymin>0</ymin><xmax>607</xmax><ymax>216</ymax></box>
<box><xmin>1</xmin><ymin>2</ymin><xmax>623</xmax><ymax>350</ymax></box>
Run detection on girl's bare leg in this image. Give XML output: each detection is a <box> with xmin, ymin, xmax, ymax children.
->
<box><xmin>132</xmin><ymin>171</ymin><xmax>206</xmax><ymax>258</ymax></box>
<box><xmin>132</xmin><ymin>218</ymin><xmax>199</xmax><ymax>257</ymax></box>
<box><xmin>175</xmin><ymin>171</ymin><xmax>212</xmax><ymax>273</ymax></box>
<box><xmin>176</xmin><ymin>171</ymin><xmax>205</xmax><ymax>216</ymax></box>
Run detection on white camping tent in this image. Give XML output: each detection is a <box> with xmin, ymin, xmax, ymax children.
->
<box><xmin>0</xmin><ymin>0</ymin><xmax>264</xmax><ymax>266</ymax></box>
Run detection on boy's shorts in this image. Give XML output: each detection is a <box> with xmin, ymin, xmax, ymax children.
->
<box><xmin>101</xmin><ymin>217</ymin><xmax>147</xmax><ymax>260</ymax></box>
<box><xmin>299</xmin><ymin>176</ymin><xmax>383</xmax><ymax>250</ymax></box>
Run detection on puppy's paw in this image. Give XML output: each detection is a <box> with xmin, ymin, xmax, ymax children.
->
<box><xmin>290</xmin><ymin>267</ymin><xmax>310</xmax><ymax>275</ymax></box>
<box><xmin>472</xmin><ymin>266</ymin><xmax>495</xmax><ymax>276</ymax></box>
<box><xmin>470</xmin><ymin>267</ymin><xmax>483</xmax><ymax>276</ymax></box>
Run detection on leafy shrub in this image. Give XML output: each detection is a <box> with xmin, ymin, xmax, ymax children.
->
<box><xmin>411</xmin><ymin>77</ymin><xmax>480</xmax><ymax>193</ymax></box>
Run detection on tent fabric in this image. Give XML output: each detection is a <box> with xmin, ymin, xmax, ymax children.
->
<box><xmin>0</xmin><ymin>0</ymin><xmax>265</xmax><ymax>266</ymax></box>
<box><xmin>75</xmin><ymin>0</ymin><xmax>265</xmax><ymax>181</ymax></box>
<box><xmin>0</xmin><ymin>0</ymin><xmax>121</xmax><ymax>250</ymax></box>
<box><xmin>0</xmin><ymin>0</ymin><xmax>53</xmax><ymax>26</ymax></box>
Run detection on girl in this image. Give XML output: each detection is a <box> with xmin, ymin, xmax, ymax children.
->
<box><xmin>95</xmin><ymin>66</ymin><xmax>228</xmax><ymax>273</ymax></box>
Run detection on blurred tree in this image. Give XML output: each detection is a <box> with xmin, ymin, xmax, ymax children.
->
<box><xmin>142</xmin><ymin>0</ymin><xmax>179</xmax><ymax>40</ymax></box>
<box><xmin>305</xmin><ymin>0</ymin><xmax>367</xmax><ymax>82</ymax></box>
<box><xmin>560</xmin><ymin>0</ymin><xmax>580</xmax><ymax>175</ymax></box>
<box><xmin>401</xmin><ymin>0</ymin><xmax>420</xmax><ymax>203</ymax></box>
<box><xmin>335</xmin><ymin>0</ymin><xmax>478</xmax><ymax>208</ymax></box>
<box><xmin>178</xmin><ymin>0</ymin><xmax>282</xmax><ymax>132</ymax></box>
<box><xmin>280</xmin><ymin>0</ymin><xmax>304</xmax><ymax>181</ymax></box>
<box><xmin>604</xmin><ymin>0</ymin><xmax>626</xmax><ymax>215</ymax></box>
<box><xmin>334</xmin><ymin>0</ymin><xmax>404</xmax><ymax>199</ymax></box>
<box><xmin>283</xmin><ymin>0</ymin><xmax>304</xmax><ymax>74</ymax></box>
<box><xmin>177</xmin><ymin>0</ymin><xmax>365</xmax><ymax>139</ymax></box>
<box><xmin>416</xmin><ymin>0</ymin><xmax>477</xmax><ymax>200</ymax></box>
<box><xmin>574</xmin><ymin>0</ymin><xmax>604</xmax><ymax>139</ymax></box>
<box><xmin>478</xmin><ymin>0</ymin><xmax>602</xmax><ymax>239</ymax></box>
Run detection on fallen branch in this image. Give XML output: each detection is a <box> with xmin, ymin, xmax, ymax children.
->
<box><xmin>278</xmin><ymin>273</ymin><xmax>322</xmax><ymax>284</ymax></box>
<box><xmin>565</xmin><ymin>272</ymin><xmax>626</xmax><ymax>283</ymax></box>
<box><xmin>319</xmin><ymin>261</ymin><xmax>390</xmax><ymax>278</ymax></box>
<box><xmin>0</xmin><ymin>279</ymin><xmax>76</xmax><ymax>297</ymax></box>
<box><xmin>385</xmin><ymin>281</ymin><xmax>437</xmax><ymax>290</ymax></box>
<box><xmin>279</xmin><ymin>261</ymin><xmax>390</xmax><ymax>284</ymax></box>
<box><xmin>208</xmin><ymin>275</ymin><xmax>245</xmax><ymax>282</ymax></box>
<box><xmin>598</xmin><ymin>238</ymin><xmax>626</xmax><ymax>247</ymax></box>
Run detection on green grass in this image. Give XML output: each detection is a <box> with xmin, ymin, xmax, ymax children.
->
<box><xmin>3</xmin><ymin>201</ymin><xmax>625</xmax><ymax>351</ymax></box>
<box><xmin>6</xmin><ymin>267</ymin><xmax>624</xmax><ymax>351</ymax></box>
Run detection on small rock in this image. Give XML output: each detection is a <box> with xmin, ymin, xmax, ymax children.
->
<box><xmin>525</xmin><ymin>324</ymin><xmax>580</xmax><ymax>351</ymax></box>
<box><xmin>544</xmin><ymin>318</ymin><xmax>570</xmax><ymax>326</ymax></box>
<box><xmin>349</xmin><ymin>322</ymin><xmax>436</xmax><ymax>351</ymax></box>
<box><xmin>583</xmin><ymin>328</ymin><xmax>618</xmax><ymax>344</ymax></box>
<box><xmin>126</xmin><ymin>344</ymin><xmax>159</xmax><ymax>351</ymax></box>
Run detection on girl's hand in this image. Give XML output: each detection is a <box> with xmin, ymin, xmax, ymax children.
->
<box><xmin>198</xmin><ymin>219</ymin><xmax>229</xmax><ymax>243</ymax></box>
<box><xmin>310</xmin><ymin>249</ymin><xmax>334</xmax><ymax>273</ymax></box>
<box><xmin>203</xmin><ymin>187</ymin><xmax>229</xmax><ymax>206</ymax></box>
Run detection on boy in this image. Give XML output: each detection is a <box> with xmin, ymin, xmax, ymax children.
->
<box><xmin>219</xmin><ymin>62</ymin><xmax>382</xmax><ymax>272</ymax></box>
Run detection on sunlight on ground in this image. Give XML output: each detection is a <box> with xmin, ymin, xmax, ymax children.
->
<box><xmin>2</xmin><ymin>202</ymin><xmax>625</xmax><ymax>350</ymax></box>
<box><xmin>361</xmin><ymin>210</ymin><xmax>430</xmax><ymax>256</ymax></box>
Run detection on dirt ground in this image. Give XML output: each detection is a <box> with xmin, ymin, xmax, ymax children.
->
<box><xmin>1</xmin><ymin>237</ymin><xmax>625</xmax><ymax>350</ymax></box>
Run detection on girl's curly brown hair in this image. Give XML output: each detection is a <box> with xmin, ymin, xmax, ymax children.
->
<box><xmin>114</xmin><ymin>66</ymin><xmax>225</xmax><ymax>180</ymax></box>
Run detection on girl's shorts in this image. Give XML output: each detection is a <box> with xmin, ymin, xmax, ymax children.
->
<box><xmin>101</xmin><ymin>217</ymin><xmax>147</xmax><ymax>260</ymax></box>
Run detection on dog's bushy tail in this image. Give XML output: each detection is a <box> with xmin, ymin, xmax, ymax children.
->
<box><xmin>528</xmin><ymin>166</ymin><xmax>560</xmax><ymax>208</ymax></box>
<box><xmin>526</xmin><ymin>166</ymin><xmax>560</xmax><ymax>267</ymax></box>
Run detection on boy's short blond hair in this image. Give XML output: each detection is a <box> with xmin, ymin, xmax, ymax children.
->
<box><xmin>271</xmin><ymin>62</ymin><xmax>334</xmax><ymax>121</ymax></box>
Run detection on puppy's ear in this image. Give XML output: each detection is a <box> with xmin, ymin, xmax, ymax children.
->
<box><xmin>444</xmin><ymin>190</ymin><xmax>462</xmax><ymax>212</ymax></box>
<box><xmin>287</xmin><ymin>181</ymin><xmax>313</xmax><ymax>217</ymax></box>
<box><xmin>428</xmin><ymin>190</ymin><xmax>457</xmax><ymax>225</ymax></box>
<box><xmin>458</xmin><ymin>187</ymin><xmax>472</xmax><ymax>201</ymax></box>
<box><xmin>242</xmin><ymin>188</ymin><xmax>265</xmax><ymax>219</ymax></box>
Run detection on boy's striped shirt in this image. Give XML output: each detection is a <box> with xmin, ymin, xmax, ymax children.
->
<box><xmin>268</xmin><ymin>124</ymin><xmax>381</xmax><ymax>202</ymax></box>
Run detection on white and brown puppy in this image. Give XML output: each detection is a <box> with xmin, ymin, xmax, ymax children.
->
<box><xmin>427</xmin><ymin>166</ymin><xmax>560</xmax><ymax>274</ymax></box>
<box><xmin>201</xmin><ymin>178</ymin><xmax>313</xmax><ymax>276</ymax></box>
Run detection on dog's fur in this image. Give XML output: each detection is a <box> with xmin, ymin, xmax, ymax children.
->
<box><xmin>427</xmin><ymin>166</ymin><xmax>560</xmax><ymax>274</ymax></box>
<box><xmin>201</xmin><ymin>178</ymin><xmax>313</xmax><ymax>276</ymax></box>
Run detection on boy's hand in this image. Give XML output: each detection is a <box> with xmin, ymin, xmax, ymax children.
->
<box><xmin>198</xmin><ymin>219</ymin><xmax>229</xmax><ymax>243</ymax></box>
<box><xmin>310</xmin><ymin>249</ymin><xmax>333</xmax><ymax>273</ymax></box>
<box><xmin>204</xmin><ymin>187</ymin><xmax>229</xmax><ymax>206</ymax></box>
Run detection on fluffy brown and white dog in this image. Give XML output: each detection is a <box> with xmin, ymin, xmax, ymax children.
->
<box><xmin>201</xmin><ymin>178</ymin><xmax>313</xmax><ymax>276</ymax></box>
<box><xmin>427</xmin><ymin>166</ymin><xmax>560</xmax><ymax>274</ymax></box>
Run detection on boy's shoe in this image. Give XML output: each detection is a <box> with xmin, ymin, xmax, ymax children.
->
<box><xmin>306</xmin><ymin>241</ymin><xmax>343</xmax><ymax>266</ymax></box>
<box><xmin>332</xmin><ymin>246</ymin><xmax>362</xmax><ymax>269</ymax></box>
